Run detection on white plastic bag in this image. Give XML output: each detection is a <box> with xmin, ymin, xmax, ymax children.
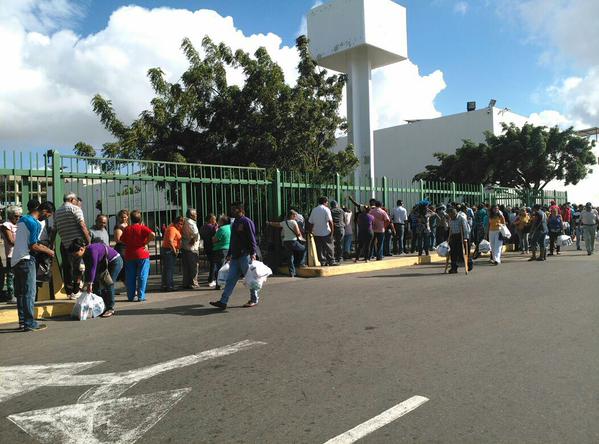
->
<box><xmin>217</xmin><ymin>263</ymin><xmax>230</xmax><ymax>287</ymax></box>
<box><xmin>544</xmin><ymin>235</ymin><xmax>550</xmax><ymax>248</ymax></box>
<box><xmin>499</xmin><ymin>224</ymin><xmax>511</xmax><ymax>239</ymax></box>
<box><xmin>436</xmin><ymin>241</ymin><xmax>450</xmax><ymax>257</ymax></box>
<box><xmin>244</xmin><ymin>260</ymin><xmax>273</xmax><ymax>291</ymax></box>
<box><xmin>478</xmin><ymin>239</ymin><xmax>491</xmax><ymax>254</ymax></box>
<box><xmin>558</xmin><ymin>234</ymin><xmax>573</xmax><ymax>246</ymax></box>
<box><xmin>71</xmin><ymin>292</ymin><xmax>105</xmax><ymax>320</ymax></box>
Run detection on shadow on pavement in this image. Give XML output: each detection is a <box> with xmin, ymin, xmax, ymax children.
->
<box><xmin>115</xmin><ymin>303</ymin><xmax>232</xmax><ymax>317</ymax></box>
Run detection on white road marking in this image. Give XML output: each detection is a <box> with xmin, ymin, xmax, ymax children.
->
<box><xmin>8</xmin><ymin>388</ymin><xmax>190</xmax><ymax>444</ymax></box>
<box><xmin>323</xmin><ymin>395</ymin><xmax>429</xmax><ymax>444</ymax></box>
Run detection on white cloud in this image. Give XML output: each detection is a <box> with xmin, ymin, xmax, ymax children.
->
<box><xmin>453</xmin><ymin>1</ymin><xmax>469</xmax><ymax>15</ymax></box>
<box><xmin>0</xmin><ymin>1</ymin><xmax>445</xmax><ymax>153</ymax></box>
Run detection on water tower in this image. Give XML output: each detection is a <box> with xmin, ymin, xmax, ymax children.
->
<box><xmin>307</xmin><ymin>0</ymin><xmax>408</xmax><ymax>187</ymax></box>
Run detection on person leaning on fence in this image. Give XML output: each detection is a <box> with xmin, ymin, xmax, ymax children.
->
<box><xmin>161</xmin><ymin>216</ymin><xmax>184</xmax><ymax>292</ymax></box>
<box><xmin>580</xmin><ymin>202</ymin><xmax>598</xmax><ymax>255</ymax></box>
<box><xmin>181</xmin><ymin>209</ymin><xmax>200</xmax><ymax>290</ymax></box>
<box><xmin>528</xmin><ymin>204</ymin><xmax>548</xmax><ymax>262</ymax></box>
<box><xmin>54</xmin><ymin>192</ymin><xmax>91</xmax><ymax>298</ymax></box>
<box><xmin>68</xmin><ymin>238</ymin><xmax>123</xmax><ymax>318</ymax></box>
<box><xmin>447</xmin><ymin>208</ymin><xmax>471</xmax><ymax>274</ymax></box>
<box><xmin>267</xmin><ymin>210</ymin><xmax>306</xmax><ymax>278</ymax></box>
<box><xmin>392</xmin><ymin>200</ymin><xmax>407</xmax><ymax>255</ymax></box>
<box><xmin>330</xmin><ymin>200</ymin><xmax>345</xmax><ymax>263</ymax></box>
<box><xmin>308</xmin><ymin>197</ymin><xmax>336</xmax><ymax>266</ymax></box>
<box><xmin>210</xmin><ymin>215</ymin><xmax>231</xmax><ymax>289</ymax></box>
<box><xmin>210</xmin><ymin>202</ymin><xmax>260</xmax><ymax>309</ymax></box>
<box><xmin>13</xmin><ymin>199</ymin><xmax>55</xmax><ymax>331</ymax></box>
<box><xmin>120</xmin><ymin>210</ymin><xmax>155</xmax><ymax>302</ymax></box>
<box><xmin>0</xmin><ymin>205</ymin><xmax>21</xmax><ymax>303</ymax></box>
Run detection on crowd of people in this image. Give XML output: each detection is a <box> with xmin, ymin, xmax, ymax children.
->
<box><xmin>2</xmin><ymin>189</ymin><xmax>598</xmax><ymax>331</ymax></box>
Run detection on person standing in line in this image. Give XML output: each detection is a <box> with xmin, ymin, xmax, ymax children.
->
<box><xmin>120</xmin><ymin>210</ymin><xmax>155</xmax><ymax>302</ymax></box>
<box><xmin>330</xmin><ymin>201</ymin><xmax>345</xmax><ymax>263</ymax></box>
<box><xmin>160</xmin><ymin>216</ymin><xmax>184</xmax><ymax>292</ymax></box>
<box><xmin>547</xmin><ymin>207</ymin><xmax>564</xmax><ymax>256</ymax></box>
<box><xmin>210</xmin><ymin>203</ymin><xmax>260</xmax><ymax>309</ymax></box>
<box><xmin>200</xmin><ymin>214</ymin><xmax>218</xmax><ymax>285</ymax></box>
<box><xmin>427</xmin><ymin>205</ymin><xmax>440</xmax><ymax>252</ymax></box>
<box><xmin>435</xmin><ymin>205</ymin><xmax>449</xmax><ymax>246</ymax></box>
<box><xmin>267</xmin><ymin>210</ymin><xmax>305</xmax><ymax>277</ymax></box>
<box><xmin>392</xmin><ymin>200</ymin><xmax>407</xmax><ymax>255</ymax></box>
<box><xmin>472</xmin><ymin>204</ymin><xmax>489</xmax><ymax>259</ymax></box>
<box><xmin>12</xmin><ymin>199</ymin><xmax>55</xmax><ymax>331</ymax></box>
<box><xmin>528</xmin><ymin>204</ymin><xmax>548</xmax><ymax>262</ymax></box>
<box><xmin>54</xmin><ymin>192</ymin><xmax>91</xmax><ymax>298</ymax></box>
<box><xmin>181</xmin><ymin>209</ymin><xmax>200</xmax><ymax>290</ymax></box>
<box><xmin>488</xmin><ymin>205</ymin><xmax>506</xmax><ymax>265</ymax></box>
<box><xmin>514</xmin><ymin>208</ymin><xmax>531</xmax><ymax>254</ymax></box>
<box><xmin>572</xmin><ymin>204</ymin><xmax>583</xmax><ymax>250</ymax></box>
<box><xmin>580</xmin><ymin>202</ymin><xmax>599</xmax><ymax>255</ymax></box>
<box><xmin>354</xmin><ymin>206</ymin><xmax>374</xmax><ymax>263</ymax></box>
<box><xmin>369</xmin><ymin>201</ymin><xmax>390</xmax><ymax>261</ymax></box>
<box><xmin>0</xmin><ymin>206</ymin><xmax>21</xmax><ymax>303</ymax></box>
<box><xmin>447</xmin><ymin>208</ymin><xmax>471</xmax><ymax>274</ymax></box>
<box><xmin>307</xmin><ymin>197</ymin><xmax>335</xmax><ymax>266</ymax></box>
<box><xmin>68</xmin><ymin>238</ymin><xmax>123</xmax><ymax>317</ymax></box>
<box><xmin>382</xmin><ymin>204</ymin><xmax>396</xmax><ymax>257</ymax></box>
<box><xmin>89</xmin><ymin>214</ymin><xmax>110</xmax><ymax>245</ymax></box>
<box><xmin>342</xmin><ymin>207</ymin><xmax>353</xmax><ymax>260</ymax></box>
<box><xmin>210</xmin><ymin>215</ymin><xmax>231</xmax><ymax>288</ymax></box>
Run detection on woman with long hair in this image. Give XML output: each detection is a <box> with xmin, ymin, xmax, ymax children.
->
<box><xmin>488</xmin><ymin>205</ymin><xmax>506</xmax><ymax>265</ymax></box>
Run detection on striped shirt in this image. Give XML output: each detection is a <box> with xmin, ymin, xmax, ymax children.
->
<box><xmin>54</xmin><ymin>202</ymin><xmax>86</xmax><ymax>248</ymax></box>
<box><xmin>448</xmin><ymin>216</ymin><xmax>470</xmax><ymax>238</ymax></box>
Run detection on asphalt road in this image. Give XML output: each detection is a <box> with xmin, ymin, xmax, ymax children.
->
<box><xmin>1</xmin><ymin>247</ymin><xmax>598</xmax><ymax>443</ymax></box>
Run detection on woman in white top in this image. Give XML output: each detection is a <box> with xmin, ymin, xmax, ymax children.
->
<box><xmin>267</xmin><ymin>210</ymin><xmax>306</xmax><ymax>277</ymax></box>
<box><xmin>342</xmin><ymin>208</ymin><xmax>353</xmax><ymax>259</ymax></box>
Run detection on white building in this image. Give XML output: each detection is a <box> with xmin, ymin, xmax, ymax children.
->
<box><xmin>335</xmin><ymin>105</ymin><xmax>529</xmax><ymax>182</ymax></box>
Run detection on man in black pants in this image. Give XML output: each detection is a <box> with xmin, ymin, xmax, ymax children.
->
<box><xmin>447</xmin><ymin>208</ymin><xmax>471</xmax><ymax>274</ymax></box>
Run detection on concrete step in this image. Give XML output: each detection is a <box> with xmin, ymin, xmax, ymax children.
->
<box><xmin>0</xmin><ymin>300</ymin><xmax>75</xmax><ymax>325</ymax></box>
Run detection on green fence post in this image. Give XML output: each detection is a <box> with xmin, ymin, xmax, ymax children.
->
<box><xmin>272</xmin><ymin>168</ymin><xmax>282</xmax><ymax>219</ymax></box>
<box><xmin>21</xmin><ymin>177</ymin><xmax>30</xmax><ymax>205</ymax></box>
<box><xmin>451</xmin><ymin>182</ymin><xmax>457</xmax><ymax>202</ymax></box>
<box><xmin>553</xmin><ymin>189</ymin><xmax>557</xmax><ymax>203</ymax></box>
<box><xmin>335</xmin><ymin>173</ymin><xmax>341</xmax><ymax>204</ymax></box>
<box><xmin>419</xmin><ymin>180</ymin><xmax>425</xmax><ymax>200</ymax></box>
<box><xmin>480</xmin><ymin>184</ymin><xmax>485</xmax><ymax>203</ymax></box>
<box><xmin>180</xmin><ymin>182</ymin><xmax>188</xmax><ymax>216</ymax></box>
<box><xmin>382</xmin><ymin>176</ymin><xmax>389</xmax><ymax>207</ymax></box>
<box><xmin>49</xmin><ymin>150</ymin><xmax>63</xmax><ymax>206</ymax></box>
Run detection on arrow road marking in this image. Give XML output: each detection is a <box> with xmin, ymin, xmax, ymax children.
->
<box><xmin>323</xmin><ymin>395</ymin><xmax>429</xmax><ymax>444</ymax></box>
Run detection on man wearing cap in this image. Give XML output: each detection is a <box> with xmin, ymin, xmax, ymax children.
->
<box><xmin>580</xmin><ymin>202</ymin><xmax>599</xmax><ymax>255</ymax></box>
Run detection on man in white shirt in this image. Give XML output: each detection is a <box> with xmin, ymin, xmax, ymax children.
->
<box><xmin>181</xmin><ymin>208</ymin><xmax>200</xmax><ymax>289</ymax></box>
<box><xmin>580</xmin><ymin>202</ymin><xmax>598</xmax><ymax>255</ymax></box>
<box><xmin>308</xmin><ymin>197</ymin><xmax>335</xmax><ymax>266</ymax></box>
<box><xmin>392</xmin><ymin>200</ymin><xmax>408</xmax><ymax>255</ymax></box>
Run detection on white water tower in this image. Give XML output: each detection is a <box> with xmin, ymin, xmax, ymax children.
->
<box><xmin>307</xmin><ymin>0</ymin><xmax>408</xmax><ymax>186</ymax></box>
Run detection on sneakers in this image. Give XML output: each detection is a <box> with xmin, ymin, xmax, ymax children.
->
<box><xmin>24</xmin><ymin>323</ymin><xmax>47</xmax><ymax>332</ymax></box>
<box><xmin>209</xmin><ymin>301</ymin><xmax>227</xmax><ymax>310</ymax></box>
<box><xmin>208</xmin><ymin>281</ymin><xmax>217</xmax><ymax>288</ymax></box>
<box><xmin>243</xmin><ymin>301</ymin><xmax>258</xmax><ymax>308</ymax></box>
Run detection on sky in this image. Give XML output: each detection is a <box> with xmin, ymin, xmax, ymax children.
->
<box><xmin>0</xmin><ymin>0</ymin><xmax>598</xmax><ymax>200</ymax></box>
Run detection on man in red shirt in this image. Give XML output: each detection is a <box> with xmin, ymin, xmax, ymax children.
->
<box><xmin>120</xmin><ymin>210</ymin><xmax>155</xmax><ymax>301</ymax></box>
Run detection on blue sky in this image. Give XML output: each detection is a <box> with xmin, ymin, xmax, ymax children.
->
<box><xmin>72</xmin><ymin>0</ymin><xmax>560</xmax><ymax>117</ymax></box>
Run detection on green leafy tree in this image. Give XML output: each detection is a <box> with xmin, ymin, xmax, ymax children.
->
<box><xmin>89</xmin><ymin>36</ymin><xmax>357</xmax><ymax>178</ymax></box>
<box><xmin>414</xmin><ymin>123</ymin><xmax>596</xmax><ymax>196</ymax></box>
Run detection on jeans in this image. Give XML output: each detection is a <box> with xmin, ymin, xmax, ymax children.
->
<box><xmin>583</xmin><ymin>225</ymin><xmax>596</xmax><ymax>254</ymax></box>
<box><xmin>384</xmin><ymin>229</ymin><xmax>393</xmax><ymax>255</ymax></box>
<box><xmin>161</xmin><ymin>248</ymin><xmax>177</xmax><ymax>290</ymax></box>
<box><xmin>575</xmin><ymin>227</ymin><xmax>583</xmax><ymax>249</ymax></box>
<box><xmin>428</xmin><ymin>231</ymin><xmax>436</xmax><ymax>251</ymax></box>
<box><xmin>373</xmin><ymin>232</ymin><xmax>385</xmax><ymax>260</ymax></box>
<box><xmin>0</xmin><ymin>261</ymin><xmax>14</xmax><ymax>300</ymax></box>
<box><xmin>333</xmin><ymin>228</ymin><xmax>345</xmax><ymax>262</ymax></box>
<box><xmin>314</xmin><ymin>235</ymin><xmax>335</xmax><ymax>265</ymax></box>
<box><xmin>181</xmin><ymin>249</ymin><xmax>199</xmax><ymax>287</ymax></box>
<box><xmin>13</xmin><ymin>258</ymin><xmax>38</xmax><ymax>329</ymax></box>
<box><xmin>393</xmin><ymin>224</ymin><xmax>405</xmax><ymax>254</ymax></box>
<box><xmin>125</xmin><ymin>258</ymin><xmax>150</xmax><ymax>301</ymax></box>
<box><xmin>415</xmin><ymin>232</ymin><xmax>429</xmax><ymax>255</ymax></box>
<box><xmin>220</xmin><ymin>255</ymin><xmax>258</xmax><ymax>305</ymax></box>
<box><xmin>211</xmin><ymin>249</ymin><xmax>228</xmax><ymax>283</ymax></box>
<box><xmin>284</xmin><ymin>240</ymin><xmax>306</xmax><ymax>277</ymax></box>
<box><xmin>342</xmin><ymin>233</ymin><xmax>353</xmax><ymax>257</ymax></box>
<box><xmin>101</xmin><ymin>255</ymin><xmax>123</xmax><ymax>311</ymax></box>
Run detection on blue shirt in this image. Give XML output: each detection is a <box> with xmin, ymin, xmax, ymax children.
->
<box><xmin>11</xmin><ymin>214</ymin><xmax>41</xmax><ymax>266</ymax></box>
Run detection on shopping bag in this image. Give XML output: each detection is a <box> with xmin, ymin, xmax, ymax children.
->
<box><xmin>217</xmin><ymin>262</ymin><xmax>230</xmax><ymax>287</ymax></box>
<box><xmin>499</xmin><ymin>224</ymin><xmax>512</xmax><ymax>239</ymax></box>
<box><xmin>244</xmin><ymin>260</ymin><xmax>273</xmax><ymax>291</ymax></box>
<box><xmin>558</xmin><ymin>234</ymin><xmax>573</xmax><ymax>246</ymax></box>
<box><xmin>478</xmin><ymin>239</ymin><xmax>491</xmax><ymax>254</ymax></box>
<box><xmin>544</xmin><ymin>235</ymin><xmax>550</xmax><ymax>248</ymax></box>
<box><xmin>71</xmin><ymin>292</ymin><xmax>105</xmax><ymax>320</ymax></box>
<box><xmin>436</xmin><ymin>241</ymin><xmax>450</xmax><ymax>257</ymax></box>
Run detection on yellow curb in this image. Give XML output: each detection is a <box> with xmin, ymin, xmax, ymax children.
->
<box><xmin>0</xmin><ymin>301</ymin><xmax>75</xmax><ymax>325</ymax></box>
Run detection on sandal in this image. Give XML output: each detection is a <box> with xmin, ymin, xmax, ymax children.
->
<box><xmin>101</xmin><ymin>310</ymin><xmax>114</xmax><ymax>318</ymax></box>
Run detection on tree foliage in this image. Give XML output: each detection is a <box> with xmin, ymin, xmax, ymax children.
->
<box><xmin>87</xmin><ymin>35</ymin><xmax>358</xmax><ymax>178</ymax></box>
<box><xmin>414</xmin><ymin>123</ymin><xmax>596</xmax><ymax>193</ymax></box>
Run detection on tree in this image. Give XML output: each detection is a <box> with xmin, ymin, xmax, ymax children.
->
<box><xmin>88</xmin><ymin>36</ymin><xmax>358</xmax><ymax>178</ymax></box>
<box><xmin>414</xmin><ymin>123</ymin><xmax>596</xmax><ymax>196</ymax></box>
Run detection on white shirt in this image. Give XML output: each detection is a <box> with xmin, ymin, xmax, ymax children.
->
<box><xmin>1</xmin><ymin>221</ymin><xmax>17</xmax><ymax>258</ymax></box>
<box><xmin>308</xmin><ymin>205</ymin><xmax>332</xmax><ymax>237</ymax></box>
<box><xmin>181</xmin><ymin>217</ymin><xmax>200</xmax><ymax>252</ymax></box>
<box><xmin>392</xmin><ymin>206</ymin><xmax>408</xmax><ymax>224</ymax></box>
<box><xmin>343</xmin><ymin>211</ymin><xmax>353</xmax><ymax>235</ymax></box>
<box><xmin>281</xmin><ymin>219</ymin><xmax>300</xmax><ymax>241</ymax></box>
<box><xmin>580</xmin><ymin>209</ymin><xmax>598</xmax><ymax>225</ymax></box>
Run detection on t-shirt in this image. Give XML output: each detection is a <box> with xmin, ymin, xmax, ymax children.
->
<box><xmin>11</xmin><ymin>214</ymin><xmax>41</xmax><ymax>267</ymax></box>
<box><xmin>54</xmin><ymin>202</ymin><xmax>85</xmax><ymax>248</ymax></box>
<box><xmin>369</xmin><ymin>207</ymin><xmax>390</xmax><ymax>233</ymax></box>
<box><xmin>281</xmin><ymin>219</ymin><xmax>300</xmax><ymax>242</ymax></box>
<box><xmin>162</xmin><ymin>224</ymin><xmax>182</xmax><ymax>250</ymax></box>
<box><xmin>1</xmin><ymin>221</ymin><xmax>17</xmax><ymax>258</ymax></box>
<box><xmin>120</xmin><ymin>224</ymin><xmax>153</xmax><ymax>260</ymax></box>
<box><xmin>580</xmin><ymin>209</ymin><xmax>598</xmax><ymax>226</ymax></box>
<box><xmin>330</xmin><ymin>207</ymin><xmax>345</xmax><ymax>229</ymax></box>
<box><xmin>90</xmin><ymin>227</ymin><xmax>109</xmax><ymax>245</ymax></box>
<box><xmin>308</xmin><ymin>205</ymin><xmax>332</xmax><ymax>237</ymax></box>
<box><xmin>392</xmin><ymin>206</ymin><xmax>408</xmax><ymax>224</ymax></box>
<box><xmin>213</xmin><ymin>224</ymin><xmax>231</xmax><ymax>251</ymax></box>
<box><xmin>357</xmin><ymin>212</ymin><xmax>374</xmax><ymax>233</ymax></box>
<box><xmin>181</xmin><ymin>218</ymin><xmax>199</xmax><ymax>252</ymax></box>
<box><xmin>343</xmin><ymin>212</ymin><xmax>353</xmax><ymax>235</ymax></box>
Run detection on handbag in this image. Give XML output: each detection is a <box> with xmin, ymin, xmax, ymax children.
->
<box><xmin>98</xmin><ymin>246</ymin><xmax>114</xmax><ymax>286</ymax></box>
